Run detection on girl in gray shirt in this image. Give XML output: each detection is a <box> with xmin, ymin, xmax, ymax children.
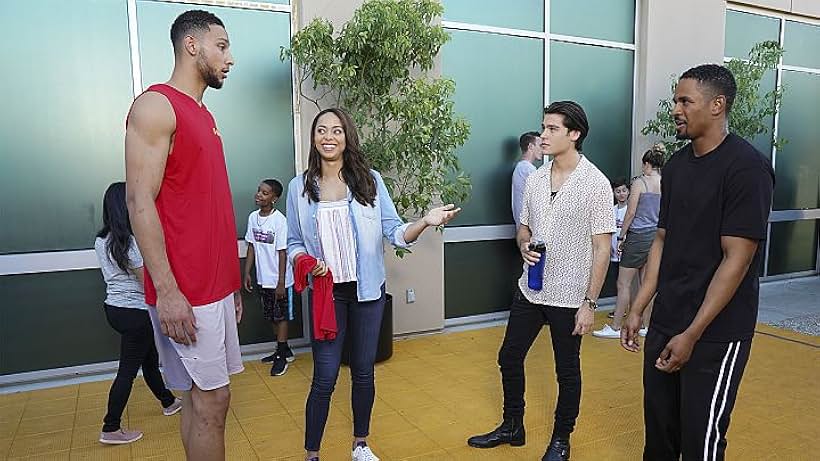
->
<box><xmin>94</xmin><ymin>182</ymin><xmax>181</xmax><ymax>445</ymax></box>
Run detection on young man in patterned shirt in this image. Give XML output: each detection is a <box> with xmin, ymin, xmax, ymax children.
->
<box><xmin>468</xmin><ymin>101</ymin><xmax>615</xmax><ymax>461</ymax></box>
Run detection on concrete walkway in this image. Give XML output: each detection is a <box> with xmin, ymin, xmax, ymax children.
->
<box><xmin>759</xmin><ymin>275</ymin><xmax>820</xmax><ymax>335</ymax></box>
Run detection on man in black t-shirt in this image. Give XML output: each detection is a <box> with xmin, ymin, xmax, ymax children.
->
<box><xmin>621</xmin><ymin>64</ymin><xmax>774</xmax><ymax>461</ymax></box>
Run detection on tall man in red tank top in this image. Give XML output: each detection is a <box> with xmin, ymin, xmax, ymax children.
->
<box><xmin>125</xmin><ymin>10</ymin><xmax>240</xmax><ymax>461</ymax></box>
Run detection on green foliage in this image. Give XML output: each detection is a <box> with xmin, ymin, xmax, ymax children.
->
<box><xmin>642</xmin><ymin>41</ymin><xmax>786</xmax><ymax>155</ymax></box>
<box><xmin>282</xmin><ymin>0</ymin><xmax>471</xmax><ymax>220</ymax></box>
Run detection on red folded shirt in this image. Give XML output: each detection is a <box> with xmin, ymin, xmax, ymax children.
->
<box><xmin>294</xmin><ymin>255</ymin><xmax>336</xmax><ymax>341</ymax></box>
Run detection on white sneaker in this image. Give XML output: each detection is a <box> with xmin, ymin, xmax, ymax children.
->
<box><xmin>592</xmin><ymin>324</ymin><xmax>621</xmax><ymax>339</ymax></box>
<box><xmin>352</xmin><ymin>445</ymin><xmax>380</xmax><ymax>461</ymax></box>
<box><xmin>639</xmin><ymin>327</ymin><xmax>649</xmax><ymax>337</ymax></box>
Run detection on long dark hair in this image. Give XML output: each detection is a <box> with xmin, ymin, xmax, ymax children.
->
<box><xmin>303</xmin><ymin>108</ymin><xmax>376</xmax><ymax>206</ymax></box>
<box><xmin>96</xmin><ymin>182</ymin><xmax>134</xmax><ymax>273</ymax></box>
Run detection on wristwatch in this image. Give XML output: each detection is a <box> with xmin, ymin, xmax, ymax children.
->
<box><xmin>583</xmin><ymin>296</ymin><xmax>598</xmax><ymax>310</ymax></box>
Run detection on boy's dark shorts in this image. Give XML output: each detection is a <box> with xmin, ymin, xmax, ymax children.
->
<box><xmin>258</xmin><ymin>286</ymin><xmax>294</xmax><ymax>322</ymax></box>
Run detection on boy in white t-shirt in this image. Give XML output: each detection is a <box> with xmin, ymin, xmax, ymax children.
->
<box><xmin>611</xmin><ymin>178</ymin><xmax>629</xmax><ymax>263</ymax></box>
<box><xmin>605</xmin><ymin>178</ymin><xmax>629</xmax><ymax>321</ymax></box>
<box><xmin>243</xmin><ymin>179</ymin><xmax>295</xmax><ymax>376</ymax></box>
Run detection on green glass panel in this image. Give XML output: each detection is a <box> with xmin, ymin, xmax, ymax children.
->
<box><xmin>724</xmin><ymin>10</ymin><xmax>780</xmax><ymax>59</ymax></box>
<box><xmin>444</xmin><ymin>240</ymin><xmax>522</xmax><ymax>319</ymax></box>
<box><xmin>724</xmin><ymin>11</ymin><xmax>781</xmax><ymax>158</ymax></box>
<box><xmin>136</xmin><ymin>2</ymin><xmax>296</xmax><ymax>237</ymax></box>
<box><xmin>0</xmin><ymin>0</ymin><xmax>134</xmax><ymax>254</ymax></box>
<box><xmin>441</xmin><ymin>30</ymin><xmax>544</xmax><ymax>226</ymax></box>
<box><xmin>773</xmin><ymin>71</ymin><xmax>820</xmax><ymax>210</ymax></box>
<box><xmin>784</xmin><ymin>21</ymin><xmax>820</xmax><ymax>69</ymax></box>
<box><xmin>442</xmin><ymin>0</ymin><xmax>544</xmax><ymax>32</ymax></box>
<box><xmin>767</xmin><ymin>220</ymin><xmax>818</xmax><ymax>275</ymax></box>
<box><xmin>551</xmin><ymin>0</ymin><xmax>635</xmax><ymax>44</ymax></box>
<box><xmin>550</xmin><ymin>42</ymin><xmax>633</xmax><ymax>181</ymax></box>
<box><xmin>742</xmin><ymin>69</ymin><xmax>777</xmax><ymax>158</ymax></box>
<box><xmin>0</xmin><ymin>265</ymin><xmax>302</xmax><ymax>376</ymax></box>
<box><xmin>0</xmin><ymin>270</ymin><xmax>116</xmax><ymax>375</ymax></box>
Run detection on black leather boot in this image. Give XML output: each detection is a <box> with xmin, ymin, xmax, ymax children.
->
<box><xmin>466</xmin><ymin>417</ymin><xmax>525</xmax><ymax>448</ymax></box>
<box><xmin>542</xmin><ymin>438</ymin><xmax>571</xmax><ymax>461</ymax></box>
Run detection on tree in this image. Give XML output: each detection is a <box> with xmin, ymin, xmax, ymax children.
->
<box><xmin>642</xmin><ymin>40</ymin><xmax>785</xmax><ymax>155</ymax></box>
<box><xmin>281</xmin><ymin>0</ymin><xmax>471</xmax><ymax>222</ymax></box>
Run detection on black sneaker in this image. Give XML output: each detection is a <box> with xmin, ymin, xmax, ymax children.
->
<box><xmin>270</xmin><ymin>353</ymin><xmax>288</xmax><ymax>376</ymax></box>
<box><xmin>261</xmin><ymin>352</ymin><xmax>277</xmax><ymax>363</ymax></box>
<box><xmin>280</xmin><ymin>347</ymin><xmax>295</xmax><ymax>363</ymax></box>
<box><xmin>542</xmin><ymin>438</ymin><xmax>570</xmax><ymax>461</ymax></box>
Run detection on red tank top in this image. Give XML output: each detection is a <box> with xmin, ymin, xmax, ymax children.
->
<box><xmin>133</xmin><ymin>84</ymin><xmax>240</xmax><ymax>306</ymax></box>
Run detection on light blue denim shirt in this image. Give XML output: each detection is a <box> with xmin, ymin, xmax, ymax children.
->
<box><xmin>287</xmin><ymin>170</ymin><xmax>413</xmax><ymax>302</ymax></box>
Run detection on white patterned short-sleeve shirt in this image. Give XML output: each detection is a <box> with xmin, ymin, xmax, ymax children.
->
<box><xmin>519</xmin><ymin>155</ymin><xmax>616</xmax><ymax>308</ymax></box>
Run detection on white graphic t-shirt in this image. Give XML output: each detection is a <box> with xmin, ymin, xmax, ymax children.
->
<box><xmin>245</xmin><ymin>209</ymin><xmax>293</xmax><ymax>288</ymax></box>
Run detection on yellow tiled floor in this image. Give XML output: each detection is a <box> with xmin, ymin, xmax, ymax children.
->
<box><xmin>1</xmin><ymin>314</ymin><xmax>818</xmax><ymax>460</ymax></box>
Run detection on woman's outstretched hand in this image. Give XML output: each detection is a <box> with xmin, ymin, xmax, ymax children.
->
<box><xmin>423</xmin><ymin>204</ymin><xmax>462</xmax><ymax>227</ymax></box>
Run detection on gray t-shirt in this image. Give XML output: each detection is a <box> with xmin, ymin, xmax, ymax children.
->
<box><xmin>511</xmin><ymin>160</ymin><xmax>536</xmax><ymax>228</ymax></box>
<box><xmin>94</xmin><ymin>236</ymin><xmax>148</xmax><ymax>310</ymax></box>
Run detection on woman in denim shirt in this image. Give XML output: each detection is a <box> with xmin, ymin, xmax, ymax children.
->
<box><xmin>288</xmin><ymin>108</ymin><xmax>459</xmax><ymax>461</ymax></box>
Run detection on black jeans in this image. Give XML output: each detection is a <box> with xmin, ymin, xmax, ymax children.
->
<box><xmin>643</xmin><ymin>328</ymin><xmax>751</xmax><ymax>461</ymax></box>
<box><xmin>304</xmin><ymin>283</ymin><xmax>385</xmax><ymax>451</ymax></box>
<box><xmin>499</xmin><ymin>288</ymin><xmax>582</xmax><ymax>440</ymax></box>
<box><xmin>103</xmin><ymin>304</ymin><xmax>176</xmax><ymax>432</ymax></box>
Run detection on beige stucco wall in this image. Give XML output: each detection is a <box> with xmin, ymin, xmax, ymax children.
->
<box><xmin>633</xmin><ymin>0</ymin><xmax>727</xmax><ymax>172</ymax></box>
<box><xmin>790</xmin><ymin>0</ymin><xmax>820</xmax><ymax>18</ymax></box>
<box><xmin>735</xmin><ymin>0</ymin><xmax>791</xmax><ymax>12</ymax></box>
<box><xmin>732</xmin><ymin>0</ymin><xmax>820</xmax><ymax>18</ymax></box>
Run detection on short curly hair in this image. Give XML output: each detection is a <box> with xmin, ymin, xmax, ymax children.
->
<box><xmin>170</xmin><ymin>10</ymin><xmax>225</xmax><ymax>52</ymax></box>
<box><xmin>680</xmin><ymin>64</ymin><xmax>737</xmax><ymax>113</ymax></box>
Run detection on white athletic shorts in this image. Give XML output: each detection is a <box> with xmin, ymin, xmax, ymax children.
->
<box><xmin>149</xmin><ymin>293</ymin><xmax>244</xmax><ymax>391</ymax></box>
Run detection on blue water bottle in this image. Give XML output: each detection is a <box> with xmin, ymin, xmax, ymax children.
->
<box><xmin>527</xmin><ymin>239</ymin><xmax>547</xmax><ymax>291</ymax></box>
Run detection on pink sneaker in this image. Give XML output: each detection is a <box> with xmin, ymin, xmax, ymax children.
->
<box><xmin>99</xmin><ymin>428</ymin><xmax>143</xmax><ymax>445</ymax></box>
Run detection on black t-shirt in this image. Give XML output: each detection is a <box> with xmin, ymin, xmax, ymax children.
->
<box><xmin>652</xmin><ymin>134</ymin><xmax>775</xmax><ymax>342</ymax></box>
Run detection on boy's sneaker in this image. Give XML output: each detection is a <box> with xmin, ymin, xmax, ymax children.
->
<box><xmin>352</xmin><ymin>444</ymin><xmax>380</xmax><ymax>461</ymax></box>
<box><xmin>162</xmin><ymin>397</ymin><xmax>183</xmax><ymax>416</ymax></box>
<box><xmin>99</xmin><ymin>428</ymin><xmax>143</xmax><ymax>445</ymax></box>
<box><xmin>592</xmin><ymin>324</ymin><xmax>621</xmax><ymax>339</ymax></box>
<box><xmin>270</xmin><ymin>353</ymin><xmax>288</xmax><ymax>376</ymax></box>
<box><xmin>280</xmin><ymin>347</ymin><xmax>295</xmax><ymax>363</ymax></box>
<box><xmin>607</xmin><ymin>311</ymin><xmax>615</xmax><ymax>319</ymax></box>
<box><xmin>260</xmin><ymin>342</ymin><xmax>282</xmax><ymax>363</ymax></box>
<box><xmin>261</xmin><ymin>345</ymin><xmax>277</xmax><ymax>363</ymax></box>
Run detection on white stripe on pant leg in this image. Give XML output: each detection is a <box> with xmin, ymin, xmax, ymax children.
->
<box><xmin>703</xmin><ymin>342</ymin><xmax>737</xmax><ymax>461</ymax></box>
<box><xmin>711</xmin><ymin>341</ymin><xmax>742</xmax><ymax>461</ymax></box>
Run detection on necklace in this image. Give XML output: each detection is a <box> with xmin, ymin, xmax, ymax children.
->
<box><xmin>255</xmin><ymin>209</ymin><xmax>274</xmax><ymax>227</ymax></box>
